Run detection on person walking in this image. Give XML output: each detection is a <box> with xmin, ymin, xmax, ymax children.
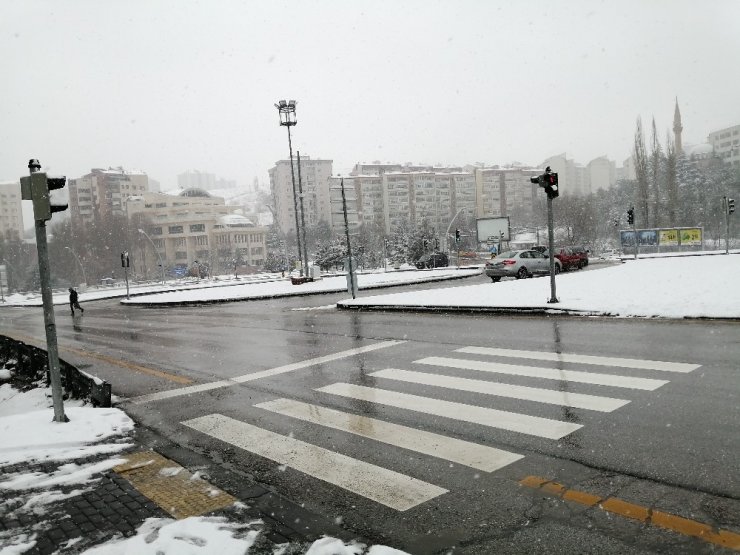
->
<box><xmin>69</xmin><ymin>287</ymin><xmax>84</xmax><ymax>316</ymax></box>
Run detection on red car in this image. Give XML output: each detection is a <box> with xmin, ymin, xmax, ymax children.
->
<box><xmin>537</xmin><ymin>246</ymin><xmax>585</xmax><ymax>271</ymax></box>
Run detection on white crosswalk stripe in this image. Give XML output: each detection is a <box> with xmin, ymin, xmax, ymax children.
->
<box><xmin>316</xmin><ymin>383</ymin><xmax>583</xmax><ymax>439</ymax></box>
<box><xmin>370</xmin><ymin>368</ymin><xmax>630</xmax><ymax>412</ymax></box>
<box><xmin>178</xmin><ymin>344</ymin><xmax>700</xmax><ymax>511</ymax></box>
<box><xmin>456</xmin><ymin>346</ymin><xmax>700</xmax><ymax>373</ymax></box>
<box><xmin>415</xmin><ymin>356</ymin><xmax>669</xmax><ymax>390</ymax></box>
<box><xmin>256</xmin><ymin>398</ymin><xmax>523</xmax><ymax>472</ymax></box>
<box><xmin>182</xmin><ymin>413</ymin><xmax>448</xmax><ymax>511</ymax></box>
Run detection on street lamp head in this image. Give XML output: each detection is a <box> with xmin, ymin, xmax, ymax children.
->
<box><xmin>275</xmin><ymin>99</ymin><xmax>297</xmax><ymax>126</ymax></box>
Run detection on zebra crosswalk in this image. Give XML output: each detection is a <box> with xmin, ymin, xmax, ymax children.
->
<box><xmin>180</xmin><ymin>344</ymin><xmax>700</xmax><ymax>511</ymax></box>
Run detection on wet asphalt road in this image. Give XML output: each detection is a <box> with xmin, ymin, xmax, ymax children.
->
<box><xmin>2</xmin><ymin>273</ymin><xmax>739</xmax><ymax>554</ymax></box>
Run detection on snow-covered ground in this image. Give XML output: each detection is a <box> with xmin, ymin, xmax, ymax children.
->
<box><xmin>339</xmin><ymin>254</ymin><xmax>740</xmax><ymax>319</ymax></box>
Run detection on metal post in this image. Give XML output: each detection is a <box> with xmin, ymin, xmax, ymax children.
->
<box><xmin>123</xmin><ymin>252</ymin><xmax>130</xmax><ymax>299</ymax></box>
<box><xmin>286</xmin><ymin>126</ymin><xmax>304</xmax><ymax>276</ymax></box>
<box><xmin>724</xmin><ymin>196</ymin><xmax>730</xmax><ymax>255</ymax></box>
<box><xmin>547</xmin><ymin>196</ymin><xmax>558</xmax><ymax>304</ymax></box>
<box><xmin>383</xmin><ymin>239</ymin><xmax>387</xmax><ymax>272</ymax></box>
<box><xmin>633</xmin><ymin>221</ymin><xmax>639</xmax><ymax>260</ymax></box>
<box><xmin>29</xmin><ymin>161</ymin><xmax>67</xmax><ymax>422</ymax></box>
<box><xmin>138</xmin><ymin>229</ymin><xmax>165</xmax><ymax>283</ymax></box>
<box><xmin>65</xmin><ymin>246</ymin><xmax>86</xmax><ymax>286</ymax></box>
<box><xmin>296</xmin><ymin>151</ymin><xmax>310</xmax><ymax>277</ymax></box>
<box><xmin>341</xmin><ymin>178</ymin><xmax>357</xmax><ymax>298</ymax></box>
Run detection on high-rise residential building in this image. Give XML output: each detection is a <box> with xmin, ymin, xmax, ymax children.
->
<box><xmin>69</xmin><ymin>168</ymin><xmax>149</xmax><ymax>230</ymax></box>
<box><xmin>0</xmin><ymin>182</ymin><xmax>24</xmax><ymax>240</ymax></box>
<box><xmin>708</xmin><ymin>124</ymin><xmax>740</xmax><ymax>168</ymax></box>
<box><xmin>587</xmin><ymin>156</ymin><xmax>616</xmax><ymax>191</ymax></box>
<box><xmin>475</xmin><ymin>167</ymin><xmax>540</xmax><ymax>221</ymax></box>
<box><xmin>268</xmin><ymin>156</ymin><xmax>333</xmax><ymax>235</ymax></box>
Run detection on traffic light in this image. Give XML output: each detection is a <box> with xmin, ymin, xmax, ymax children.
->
<box><xmin>434</xmin><ymin>238</ymin><xmax>439</xmax><ymax>250</ymax></box>
<box><xmin>455</xmin><ymin>229</ymin><xmax>461</xmax><ymax>243</ymax></box>
<box><xmin>20</xmin><ymin>162</ymin><xmax>68</xmax><ymax>222</ymax></box>
<box><xmin>544</xmin><ymin>172</ymin><xmax>558</xmax><ymax>199</ymax></box>
<box><xmin>423</xmin><ymin>239</ymin><xmax>428</xmax><ymax>250</ymax></box>
<box><xmin>729</xmin><ymin>198</ymin><xmax>736</xmax><ymax>214</ymax></box>
<box><xmin>530</xmin><ymin>167</ymin><xmax>559</xmax><ymax>199</ymax></box>
<box><xmin>627</xmin><ymin>208</ymin><xmax>634</xmax><ymax>225</ymax></box>
<box><xmin>121</xmin><ymin>252</ymin><xmax>130</xmax><ymax>268</ymax></box>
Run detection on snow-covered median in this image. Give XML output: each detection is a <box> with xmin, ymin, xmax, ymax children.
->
<box><xmin>338</xmin><ymin>255</ymin><xmax>739</xmax><ymax>319</ymax></box>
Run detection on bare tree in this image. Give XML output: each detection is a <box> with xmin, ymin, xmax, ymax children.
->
<box><xmin>650</xmin><ymin>118</ymin><xmax>663</xmax><ymax>227</ymax></box>
<box><xmin>664</xmin><ymin>132</ymin><xmax>678</xmax><ymax>226</ymax></box>
<box><xmin>633</xmin><ymin>117</ymin><xmax>650</xmax><ymax>227</ymax></box>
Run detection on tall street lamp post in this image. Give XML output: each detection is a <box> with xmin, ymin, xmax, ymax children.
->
<box><xmin>275</xmin><ymin>99</ymin><xmax>305</xmax><ymax>276</ymax></box>
<box><xmin>64</xmin><ymin>246</ymin><xmax>87</xmax><ymax>286</ymax></box>
<box><xmin>138</xmin><ymin>228</ymin><xmax>165</xmax><ymax>283</ymax></box>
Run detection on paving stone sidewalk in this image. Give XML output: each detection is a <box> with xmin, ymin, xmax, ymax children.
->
<box><xmin>0</xmin><ymin>444</ymin><xmax>329</xmax><ymax>554</ymax></box>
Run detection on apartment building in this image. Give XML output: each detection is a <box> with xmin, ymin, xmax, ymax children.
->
<box><xmin>268</xmin><ymin>157</ymin><xmax>333</xmax><ymax>235</ymax></box>
<box><xmin>708</xmin><ymin>124</ymin><xmax>740</xmax><ymax>167</ymax></box>
<box><xmin>0</xmin><ymin>182</ymin><xmax>24</xmax><ymax>240</ymax></box>
<box><xmin>69</xmin><ymin>168</ymin><xmax>149</xmax><ymax>230</ymax></box>
<box><xmin>475</xmin><ymin>167</ymin><xmax>540</xmax><ymax>221</ymax></box>
<box><xmin>126</xmin><ymin>188</ymin><xmax>267</xmax><ymax>273</ymax></box>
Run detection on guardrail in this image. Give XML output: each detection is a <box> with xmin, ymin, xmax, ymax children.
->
<box><xmin>0</xmin><ymin>335</ymin><xmax>111</xmax><ymax>407</ymax></box>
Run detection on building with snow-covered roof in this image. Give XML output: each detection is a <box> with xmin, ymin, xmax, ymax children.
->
<box><xmin>125</xmin><ymin>189</ymin><xmax>266</xmax><ymax>275</ymax></box>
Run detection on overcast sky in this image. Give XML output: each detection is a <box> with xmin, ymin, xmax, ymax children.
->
<box><xmin>2</xmin><ymin>0</ymin><xmax>739</xmax><ymax>190</ymax></box>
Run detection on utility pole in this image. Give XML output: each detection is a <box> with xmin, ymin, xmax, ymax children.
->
<box><xmin>20</xmin><ymin>159</ymin><xmax>68</xmax><ymax>422</ymax></box>
<box><xmin>341</xmin><ymin>178</ymin><xmax>357</xmax><ymax>298</ymax></box>
<box><xmin>121</xmin><ymin>251</ymin><xmax>130</xmax><ymax>299</ymax></box>
<box><xmin>296</xmin><ymin>151</ymin><xmax>310</xmax><ymax>276</ymax></box>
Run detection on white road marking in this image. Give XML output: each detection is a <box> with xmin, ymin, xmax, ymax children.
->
<box><xmin>371</xmin><ymin>368</ymin><xmax>629</xmax><ymax>412</ymax></box>
<box><xmin>182</xmin><ymin>413</ymin><xmax>447</xmax><ymax>511</ymax></box>
<box><xmin>317</xmin><ymin>383</ymin><xmax>582</xmax><ymax>440</ymax></box>
<box><xmin>129</xmin><ymin>340</ymin><xmax>406</xmax><ymax>404</ymax></box>
<box><xmin>457</xmin><ymin>346</ymin><xmax>700</xmax><ymax>373</ymax></box>
<box><xmin>416</xmin><ymin>357</ymin><xmax>668</xmax><ymax>391</ymax></box>
<box><xmin>256</xmin><ymin>398</ymin><xmax>524</xmax><ymax>472</ymax></box>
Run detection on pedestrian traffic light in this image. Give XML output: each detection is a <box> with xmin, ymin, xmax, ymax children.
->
<box><xmin>423</xmin><ymin>239</ymin><xmax>428</xmax><ymax>250</ymax></box>
<box><xmin>121</xmin><ymin>252</ymin><xmax>130</xmax><ymax>268</ymax></box>
<box><xmin>455</xmin><ymin>229</ymin><xmax>461</xmax><ymax>243</ymax></box>
<box><xmin>627</xmin><ymin>208</ymin><xmax>634</xmax><ymax>225</ymax></box>
<box><xmin>729</xmin><ymin>198</ymin><xmax>736</xmax><ymax>214</ymax></box>
<box><xmin>20</xmin><ymin>160</ymin><xmax>68</xmax><ymax>222</ymax></box>
<box><xmin>434</xmin><ymin>238</ymin><xmax>439</xmax><ymax>250</ymax></box>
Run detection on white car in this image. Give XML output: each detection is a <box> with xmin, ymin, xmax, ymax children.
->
<box><xmin>485</xmin><ymin>250</ymin><xmax>562</xmax><ymax>282</ymax></box>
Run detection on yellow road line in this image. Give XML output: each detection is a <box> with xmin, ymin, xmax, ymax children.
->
<box><xmin>5</xmin><ymin>332</ymin><xmax>192</xmax><ymax>385</ymax></box>
<box><xmin>520</xmin><ymin>475</ymin><xmax>740</xmax><ymax>551</ymax></box>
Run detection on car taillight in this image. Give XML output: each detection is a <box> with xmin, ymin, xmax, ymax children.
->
<box><xmin>502</xmin><ymin>259</ymin><xmax>516</xmax><ymax>265</ymax></box>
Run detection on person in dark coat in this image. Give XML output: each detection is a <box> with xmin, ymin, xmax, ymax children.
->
<box><xmin>69</xmin><ymin>287</ymin><xmax>84</xmax><ymax>315</ymax></box>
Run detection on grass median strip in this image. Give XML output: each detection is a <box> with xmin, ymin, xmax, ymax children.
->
<box><xmin>519</xmin><ymin>475</ymin><xmax>740</xmax><ymax>551</ymax></box>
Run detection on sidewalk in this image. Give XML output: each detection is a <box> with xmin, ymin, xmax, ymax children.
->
<box><xmin>0</xmin><ymin>425</ymin><xmax>356</xmax><ymax>554</ymax></box>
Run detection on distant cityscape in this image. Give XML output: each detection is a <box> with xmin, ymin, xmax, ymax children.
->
<box><xmin>0</xmin><ymin>102</ymin><xmax>738</xmax><ymax>276</ymax></box>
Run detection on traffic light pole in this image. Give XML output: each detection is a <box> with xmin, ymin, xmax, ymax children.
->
<box><xmin>546</xmin><ymin>196</ymin><xmax>558</xmax><ymax>303</ymax></box>
<box><xmin>724</xmin><ymin>196</ymin><xmax>730</xmax><ymax>255</ymax></box>
<box><xmin>28</xmin><ymin>162</ymin><xmax>68</xmax><ymax>423</ymax></box>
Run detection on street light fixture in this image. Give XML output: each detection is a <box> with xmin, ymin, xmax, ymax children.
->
<box><xmin>138</xmin><ymin>228</ymin><xmax>165</xmax><ymax>283</ymax></box>
<box><xmin>64</xmin><ymin>246</ymin><xmax>87</xmax><ymax>286</ymax></box>
<box><xmin>274</xmin><ymin>99</ymin><xmax>306</xmax><ymax>276</ymax></box>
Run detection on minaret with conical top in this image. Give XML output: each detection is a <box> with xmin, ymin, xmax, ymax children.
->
<box><xmin>673</xmin><ymin>98</ymin><xmax>683</xmax><ymax>155</ymax></box>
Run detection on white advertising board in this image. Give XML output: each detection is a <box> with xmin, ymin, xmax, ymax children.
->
<box><xmin>476</xmin><ymin>217</ymin><xmax>510</xmax><ymax>243</ymax></box>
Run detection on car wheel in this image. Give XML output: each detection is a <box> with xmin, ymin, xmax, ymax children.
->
<box><xmin>490</xmin><ymin>276</ymin><xmax>501</xmax><ymax>282</ymax></box>
<box><xmin>579</xmin><ymin>261</ymin><xmax>585</xmax><ymax>270</ymax></box>
<box><xmin>516</xmin><ymin>267</ymin><xmax>529</xmax><ymax>279</ymax></box>
<box><xmin>554</xmin><ymin>264</ymin><xmax>561</xmax><ymax>274</ymax></box>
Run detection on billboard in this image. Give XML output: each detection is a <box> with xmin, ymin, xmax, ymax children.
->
<box><xmin>680</xmin><ymin>228</ymin><xmax>702</xmax><ymax>246</ymax></box>
<box><xmin>620</xmin><ymin>227</ymin><xmax>703</xmax><ymax>248</ymax></box>
<box><xmin>476</xmin><ymin>217</ymin><xmax>510</xmax><ymax>243</ymax></box>
<box><xmin>659</xmin><ymin>229</ymin><xmax>679</xmax><ymax>246</ymax></box>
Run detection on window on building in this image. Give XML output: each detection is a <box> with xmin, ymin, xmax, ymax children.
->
<box><xmin>190</xmin><ymin>224</ymin><xmax>205</xmax><ymax>232</ymax></box>
<box><xmin>168</xmin><ymin>225</ymin><xmax>184</xmax><ymax>234</ymax></box>
<box><xmin>151</xmin><ymin>227</ymin><xmax>163</xmax><ymax>235</ymax></box>
<box><xmin>175</xmin><ymin>251</ymin><xmax>187</xmax><ymax>260</ymax></box>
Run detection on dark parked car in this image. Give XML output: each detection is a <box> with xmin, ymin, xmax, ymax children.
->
<box><xmin>415</xmin><ymin>252</ymin><xmax>449</xmax><ymax>269</ymax></box>
<box><xmin>485</xmin><ymin>249</ymin><xmax>561</xmax><ymax>282</ymax></box>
